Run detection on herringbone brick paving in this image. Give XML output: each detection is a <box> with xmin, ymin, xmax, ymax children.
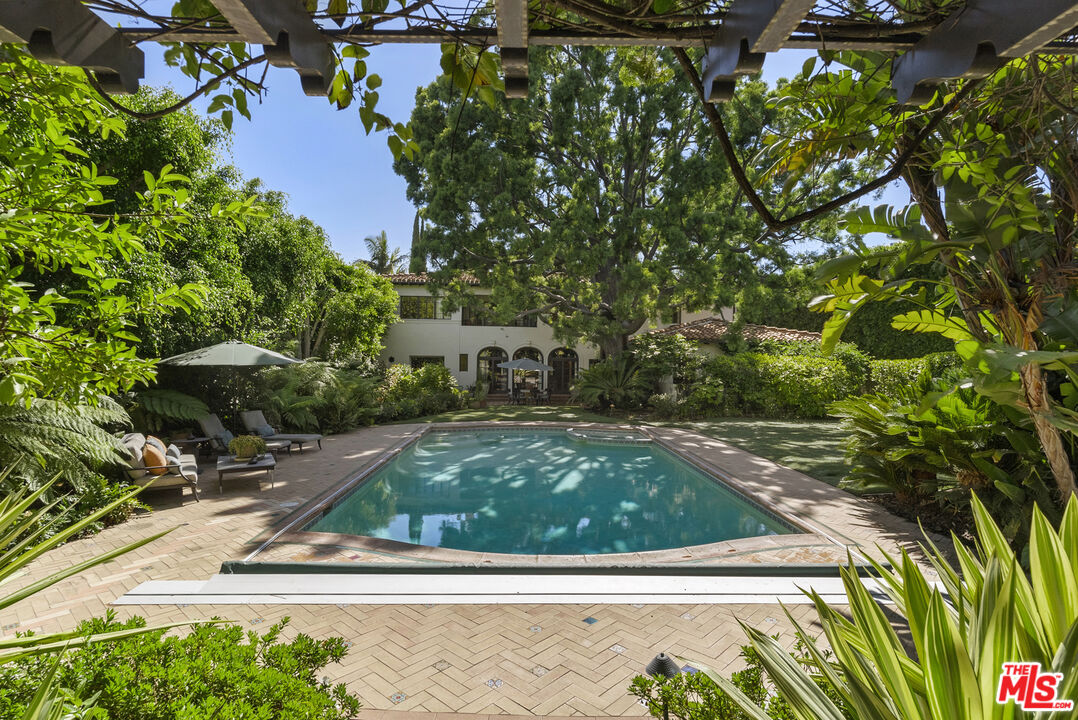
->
<box><xmin>1</xmin><ymin>421</ymin><xmax>929</xmax><ymax>716</ymax></box>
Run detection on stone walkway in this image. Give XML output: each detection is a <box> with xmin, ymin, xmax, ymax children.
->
<box><xmin>1</xmin><ymin>421</ymin><xmax>934</xmax><ymax>717</ymax></box>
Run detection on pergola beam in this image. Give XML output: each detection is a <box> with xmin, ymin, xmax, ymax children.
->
<box><xmin>0</xmin><ymin>0</ymin><xmax>143</xmax><ymax>94</ymax></box>
<box><xmin>211</xmin><ymin>0</ymin><xmax>334</xmax><ymax>96</ymax></box>
<box><xmin>892</xmin><ymin>0</ymin><xmax>1078</xmax><ymax>104</ymax></box>
<box><xmin>496</xmin><ymin>0</ymin><xmax>530</xmax><ymax>98</ymax></box>
<box><xmin>701</xmin><ymin>0</ymin><xmax>815</xmax><ymax>102</ymax></box>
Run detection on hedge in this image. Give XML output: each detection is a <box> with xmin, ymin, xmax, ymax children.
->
<box><xmin>868</xmin><ymin>352</ymin><xmax>962</xmax><ymax>397</ymax></box>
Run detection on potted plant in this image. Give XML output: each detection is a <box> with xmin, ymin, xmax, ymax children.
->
<box><xmin>473</xmin><ymin>372</ymin><xmax>490</xmax><ymax>409</ymax></box>
<box><xmin>228</xmin><ymin>434</ymin><xmax>267</xmax><ymax>461</ymax></box>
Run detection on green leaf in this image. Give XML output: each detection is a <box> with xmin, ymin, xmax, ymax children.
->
<box><xmin>891</xmin><ymin>310</ymin><xmax>975</xmax><ymax>341</ymax></box>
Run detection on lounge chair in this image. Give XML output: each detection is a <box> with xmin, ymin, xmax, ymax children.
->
<box><xmin>240</xmin><ymin>410</ymin><xmax>323</xmax><ymax>452</ymax></box>
<box><xmin>120</xmin><ymin>433</ymin><xmax>199</xmax><ymax>501</ymax></box>
<box><xmin>197</xmin><ymin>413</ymin><xmax>291</xmax><ymax>457</ymax></box>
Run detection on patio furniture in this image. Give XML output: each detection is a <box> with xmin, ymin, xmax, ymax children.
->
<box><xmin>240</xmin><ymin>410</ymin><xmax>323</xmax><ymax>452</ymax></box>
<box><xmin>215</xmin><ymin>454</ymin><xmax>276</xmax><ymax>493</ymax></box>
<box><xmin>120</xmin><ymin>433</ymin><xmax>199</xmax><ymax>502</ymax></box>
<box><xmin>536</xmin><ymin>388</ymin><xmax>550</xmax><ymax>405</ymax></box>
<box><xmin>198</xmin><ymin>413</ymin><xmax>291</xmax><ymax>457</ymax></box>
<box><xmin>172</xmin><ymin>435</ymin><xmax>211</xmax><ymax>456</ymax></box>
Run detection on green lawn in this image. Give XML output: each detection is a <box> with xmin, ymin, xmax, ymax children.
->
<box><xmin>405</xmin><ymin>405</ymin><xmax>849</xmax><ymax>487</ymax></box>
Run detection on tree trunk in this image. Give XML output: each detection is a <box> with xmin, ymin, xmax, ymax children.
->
<box><xmin>1020</xmin><ymin>362</ymin><xmax>1077</xmax><ymax>499</ymax></box>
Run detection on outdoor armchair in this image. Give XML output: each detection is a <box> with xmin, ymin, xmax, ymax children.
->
<box><xmin>240</xmin><ymin>410</ymin><xmax>323</xmax><ymax>452</ymax></box>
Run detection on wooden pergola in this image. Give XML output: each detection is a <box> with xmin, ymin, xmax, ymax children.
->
<box><xmin>1</xmin><ymin>1</ymin><xmax>1076</xmax><ymax>102</ymax></box>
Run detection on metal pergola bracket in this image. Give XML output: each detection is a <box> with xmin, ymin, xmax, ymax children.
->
<box><xmin>892</xmin><ymin>0</ymin><xmax>1078</xmax><ymax>104</ymax></box>
<box><xmin>702</xmin><ymin>0</ymin><xmax>814</xmax><ymax>102</ymax></box>
<box><xmin>212</xmin><ymin>0</ymin><xmax>334</xmax><ymax>96</ymax></box>
<box><xmin>0</xmin><ymin>0</ymin><xmax>144</xmax><ymax>94</ymax></box>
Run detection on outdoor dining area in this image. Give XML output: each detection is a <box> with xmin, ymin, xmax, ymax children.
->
<box><xmin>498</xmin><ymin>356</ymin><xmax>553</xmax><ymax>405</ymax></box>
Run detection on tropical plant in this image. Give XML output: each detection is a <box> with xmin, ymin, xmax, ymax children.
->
<box><xmin>227</xmin><ymin>434</ymin><xmax>266</xmax><ymax>459</ymax></box>
<box><xmin>262</xmin><ymin>361</ymin><xmax>380</xmax><ymax>433</ymax></box>
<box><xmin>0</xmin><ymin>614</ymin><xmax>362</xmax><ymax>720</ymax></box>
<box><xmin>572</xmin><ymin>355</ymin><xmax>649</xmax><ymax>411</ymax></box>
<box><xmin>691</xmin><ymin>492</ymin><xmax>1078</xmax><ymax>720</ymax></box>
<box><xmin>360</xmin><ymin>230</ymin><xmax>407</xmax><ymax>274</ymax></box>
<box><xmin>123</xmin><ymin>389</ymin><xmax>210</xmax><ymax>434</ymax></box>
<box><xmin>0</xmin><ymin>397</ymin><xmax>140</xmax><ymax>535</ymax></box>
<box><xmin>830</xmin><ymin>377</ymin><xmax>1061</xmax><ymax>544</ymax></box>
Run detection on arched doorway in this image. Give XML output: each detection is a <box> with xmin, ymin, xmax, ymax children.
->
<box><xmin>548</xmin><ymin>347</ymin><xmax>578</xmax><ymax>394</ymax></box>
<box><xmin>477</xmin><ymin>347</ymin><xmax>508</xmax><ymax>393</ymax></box>
<box><xmin>512</xmin><ymin>347</ymin><xmax>544</xmax><ymax>391</ymax></box>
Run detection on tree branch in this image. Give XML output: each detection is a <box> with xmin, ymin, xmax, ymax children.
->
<box><xmin>82</xmin><ymin>54</ymin><xmax>267</xmax><ymax>121</ymax></box>
<box><xmin>672</xmin><ymin>47</ymin><xmax>984</xmax><ymax>231</ymax></box>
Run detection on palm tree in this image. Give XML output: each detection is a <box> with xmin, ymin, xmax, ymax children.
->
<box><xmin>360</xmin><ymin>231</ymin><xmax>408</xmax><ymax>274</ymax></box>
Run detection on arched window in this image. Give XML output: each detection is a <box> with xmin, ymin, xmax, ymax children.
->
<box><xmin>477</xmin><ymin>346</ymin><xmax>508</xmax><ymax>393</ymax></box>
<box><xmin>513</xmin><ymin>347</ymin><xmax>543</xmax><ymax>363</ymax></box>
<box><xmin>548</xmin><ymin>347</ymin><xmax>578</xmax><ymax>394</ymax></box>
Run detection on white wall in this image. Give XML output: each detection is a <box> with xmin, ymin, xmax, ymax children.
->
<box><xmin>379</xmin><ymin>285</ymin><xmax>598</xmax><ymax>389</ymax></box>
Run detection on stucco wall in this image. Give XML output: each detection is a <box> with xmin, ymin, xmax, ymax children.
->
<box><xmin>379</xmin><ymin>283</ymin><xmax>732</xmax><ymax>390</ymax></box>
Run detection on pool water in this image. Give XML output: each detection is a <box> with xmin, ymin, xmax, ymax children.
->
<box><xmin>306</xmin><ymin>430</ymin><xmax>792</xmax><ymax>555</ymax></box>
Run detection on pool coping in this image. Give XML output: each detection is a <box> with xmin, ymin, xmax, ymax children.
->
<box><xmin>237</xmin><ymin>422</ymin><xmax>858</xmax><ymax>571</ymax></box>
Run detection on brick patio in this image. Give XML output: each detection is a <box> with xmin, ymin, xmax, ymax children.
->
<box><xmin>1</xmin><ymin>421</ymin><xmax>935</xmax><ymax>717</ymax></box>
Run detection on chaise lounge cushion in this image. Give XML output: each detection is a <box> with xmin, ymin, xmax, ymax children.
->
<box><xmin>240</xmin><ymin>410</ymin><xmax>323</xmax><ymax>450</ymax></box>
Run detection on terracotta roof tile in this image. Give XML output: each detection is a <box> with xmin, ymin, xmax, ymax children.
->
<box><xmin>382</xmin><ymin>272</ymin><xmax>481</xmax><ymax>286</ymax></box>
<box><xmin>646</xmin><ymin>317</ymin><xmax>822</xmax><ymax>344</ymax></box>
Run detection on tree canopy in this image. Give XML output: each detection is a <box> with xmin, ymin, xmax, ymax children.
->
<box><xmin>396</xmin><ymin>47</ymin><xmax>859</xmax><ymax>355</ymax></box>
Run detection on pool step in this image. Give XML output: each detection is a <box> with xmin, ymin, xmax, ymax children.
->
<box><xmin>113</xmin><ymin>573</ymin><xmax>892</xmax><ymax>605</ymax></box>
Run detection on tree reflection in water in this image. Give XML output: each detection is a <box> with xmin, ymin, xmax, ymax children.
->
<box><xmin>308</xmin><ymin>431</ymin><xmax>790</xmax><ymax>554</ymax></box>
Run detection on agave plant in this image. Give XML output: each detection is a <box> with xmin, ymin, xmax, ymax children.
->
<box><xmin>688</xmin><ymin>493</ymin><xmax>1078</xmax><ymax>720</ymax></box>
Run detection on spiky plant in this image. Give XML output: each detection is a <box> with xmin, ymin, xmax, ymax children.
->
<box><xmin>572</xmin><ymin>354</ymin><xmax>649</xmax><ymax>411</ymax></box>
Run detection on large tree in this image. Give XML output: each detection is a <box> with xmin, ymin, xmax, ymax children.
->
<box><xmin>396</xmin><ymin>47</ymin><xmax>855</xmax><ymax>355</ymax></box>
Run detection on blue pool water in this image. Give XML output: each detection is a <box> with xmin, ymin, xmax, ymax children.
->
<box><xmin>307</xmin><ymin>430</ymin><xmax>793</xmax><ymax>555</ymax></box>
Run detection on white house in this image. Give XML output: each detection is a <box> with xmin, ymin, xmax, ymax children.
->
<box><xmin>379</xmin><ymin>273</ymin><xmax>729</xmax><ymax>396</ymax></box>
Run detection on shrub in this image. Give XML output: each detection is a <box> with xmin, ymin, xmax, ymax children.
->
<box><xmin>572</xmin><ymin>355</ymin><xmax>650</xmax><ymax>411</ymax></box>
<box><xmin>756</xmin><ymin>340</ymin><xmax>872</xmax><ymax>393</ymax></box>
<box><xmin>378</xmin><ymin>363</ymin><xmax>467</xmax><ymax>420</ymax></box>
<box><xmin>630</xmin><ymin>643</ymin><xmax>846</xmax><ymax>720</ymax></box>
<box><xmin>228</xmin><ymin>434</ymin><xmax>267</xmax><ymax>458</ymax></box>
<box><xmin>699</xmin><ymin>353</ymin><xmax>856</xmax><ymax>418</ymax></box>
<box><xmin>647</xmin><ymin>393</ymin><xmax>682</xmax><ymax>419</ymax></box>
<box><xmin>631</xmin><ymin>334</ymin><xmax>707</xmax><ymax>389</ymax></box>
<box><xmin>0</xmin><ymin>614</ymin><xmax>361</xmax><ymax>720</ymax></box>
<box><xmin>868</xmin><ymin>352</ymin><xmax>961</xmax><ymax>396</ymax></box>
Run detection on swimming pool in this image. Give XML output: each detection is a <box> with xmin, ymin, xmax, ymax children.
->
<box><xmin>304</xmin><ymin>429</ymin><xmax>794</xmax><ymax>555</ymax></box>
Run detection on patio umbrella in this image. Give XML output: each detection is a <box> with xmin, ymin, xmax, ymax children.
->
<box><xmin>497</xmin><ymin>357</ymin><xmax>553</xmax><ymax>391</ymax></box>
<box><xmin>160</xmin><ymin>340</ymin><xmax>301</xmax><ymax>427</ymax></box>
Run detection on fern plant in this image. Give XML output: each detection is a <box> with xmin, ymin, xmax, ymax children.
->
<box><xmin>124</xmin><ymin>388</ymin><xmax>210</xmax><ymax>433</ymax></box>
<box><xmin>0</xmin><ymin>397</ymin><xmax>136</xmax><ymax>536</ymax></box>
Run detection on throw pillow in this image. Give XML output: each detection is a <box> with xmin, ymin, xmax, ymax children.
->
<box><xmin>123</xmin><ymin>444</ymin><xmax>147</xmax><ymax>481</ymax></box>
<box><xmin>145</xmin><ymin>435</ymin><xmax>167</xmax><ymax>455</ymax></box>
<box><xmin>143</xmin><ymin>444</ymin><xmax>168</xmax><ymax>476</ymax></box>
<box><xmin>166</xmin><ymin>443</ymin><xmax>181</xmax><ymax>459</ymax></box>
<box><xmin>256</xmin><ymin>423</ymin><xmax>276</xmax><ymax>436</ymax></box>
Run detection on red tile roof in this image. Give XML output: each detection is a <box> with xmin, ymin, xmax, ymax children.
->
<box><xmin>382</xmin><ymin>272</ymin><xmax>481</xmax><ymax>286</ymax></box>
<box><xmin>646</xmin><ymin>317</ymin><xmax>822</xmax><ymax>343</ymax></box>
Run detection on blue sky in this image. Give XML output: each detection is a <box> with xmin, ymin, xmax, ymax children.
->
<box><xmin>143</xmin><ymin>47</ymin><xmax>902</xmax><ymax>262</ymax></box>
